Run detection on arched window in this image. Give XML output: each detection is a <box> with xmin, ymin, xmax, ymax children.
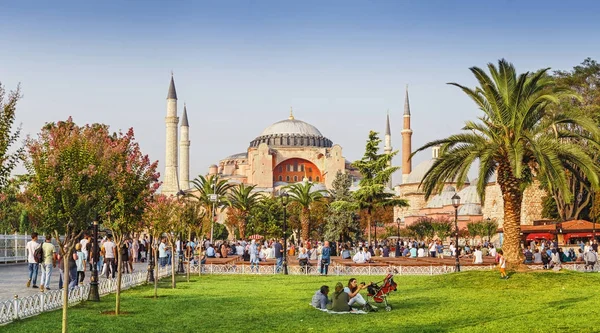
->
<box><xmin>300</xmin><ymin>164</ymin><xmax>305</xmax><ymax>172</ymax></box>
<box><xmin>279</xmin><ymin>165</ymin><xmax>283</xmax><ymax>172</ymax></box>
<box><xmin>293</xmin><ymin>176</ymin><xmax>298</xmax><ymax>182</ymax></box>
<box><xmin>286</xmin><ymin>176</ymin><xmax>290</xmax><ymax>182</ymax></box>
<box><xmin>278</xmin><ymin>175</ymin><xmax>282</xmax><ymax>181</ymax></box>
<box><xmin>294</xmin><ymin>162</ymin><xmax>298</xmax><ymax>172</ymax></box>
<box><xmin>316</xmin><ymin>176</ymin><xmax>320</xmax><ymax>182</ymax></box>
<box><xmin>309</xmin><ymin>176</ymin><xmax>312</xmax><ymax>181</ymax></box>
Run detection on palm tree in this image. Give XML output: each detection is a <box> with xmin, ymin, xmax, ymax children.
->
<box><xmin>228</xmin><ymin>183</ymin><xmax>262</xmax><ymax>239</ymax></box>
<box><xmin>284</xmin><ymin>181</ymin><xmax>326</xmax><ymax>241</ymax></box>
<box><xmin>190</xmin><ymin>175</ymin><xmax>233</xmax><ymax>240</ymax></box>
<box><xmin>415</xmin><ymin>59</ymin><xmax>600</xmax><ymax>266</ymax></box>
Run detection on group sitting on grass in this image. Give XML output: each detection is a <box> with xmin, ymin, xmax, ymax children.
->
<box><xmin>311</xmin><ymin>278</ymin><xmax>375</xmax><ymax>312</ymax></box>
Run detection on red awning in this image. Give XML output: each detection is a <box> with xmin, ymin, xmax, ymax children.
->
<box><xmin>526</xmin><ymin>233</ymin><xmax>554</xmax><ymax>241</ymax></box>
<box><xmin>564</xmin><ymin>232</ymin><xmax>597</xmax><ymax>240</ymax></box>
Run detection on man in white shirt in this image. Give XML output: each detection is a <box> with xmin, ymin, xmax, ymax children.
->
<box><xmin>353</xmin><ymin>247</ymin><xmax>367</xmax><ymax>264</ymax></box>
<box><xmin>26</xmin><ymin>232</ymin><xmax>41</xmax><ymax>288</ymax></box>
<box><xmin>102</xmin><ymin>235</ymin><xmax>117</xmax><ymax>279</ymax></box>
<box><xmin>473</xmin><ymin>247</ymin><xmax>484</xmax><ymax>264</ymax></box>
<box><xmin>80</xmin><ymin>233</ymin><xmax>90</xmax><ymax>270</ymax></box>
<box><xmin>159</xmin><ymin>238</ymin><xmax>169</xmax><ymax>267</ymax></box>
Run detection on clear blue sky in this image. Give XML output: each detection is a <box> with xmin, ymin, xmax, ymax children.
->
<box><xmin>1</xmin><ymin>1</ymin><xmax>599</xmax><ymax>185</ymax></box>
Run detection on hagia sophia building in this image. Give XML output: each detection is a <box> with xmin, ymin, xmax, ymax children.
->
<box><xmin>160</xmin><ymin>75</ymin><xmax>545</xmax><ymax>233</ymax></box>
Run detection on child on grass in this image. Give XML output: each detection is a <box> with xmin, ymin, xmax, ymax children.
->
<box><xmin>497</xmin><ymin>249</ymin><xmax>508</xmax><ymax>279</ymax></box>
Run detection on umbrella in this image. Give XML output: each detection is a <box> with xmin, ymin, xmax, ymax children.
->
<box><xmin>249</xmin><ymin>234</ymin><xmax>263</xmax><ymax>240</ymax></box>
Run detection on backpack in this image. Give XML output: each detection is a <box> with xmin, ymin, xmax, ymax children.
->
<box><xmin>34</xmin><ymin>245</ymin><xmax>44</xmax><ymax>263</ymax></box>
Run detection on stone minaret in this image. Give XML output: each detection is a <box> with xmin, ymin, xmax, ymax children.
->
<box><xmin>384</xmin><ymin>111</ymin><xmax>393</xmax><ymax>188</ymax></box>
<box><xmin>163</xmin><ymin>74</ymin><xmax>179</xmax><ymax>195</ymax></box>
<box><xmin>401</xmin><ymin>85</ymin><xmax>413</xmax><ymax>184</ymax></box>
<box><xmin>179</xmin><ymin>103</ymin><xmax>190</xmax><ymax>190</ymax></box>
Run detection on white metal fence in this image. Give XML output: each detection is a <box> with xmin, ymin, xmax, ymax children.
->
<box><xmin>0</xmin><ymin>234</ymin><xmax>29</xmax><ymax>263</ymax></box>
<box><xmin>187</xmin><ymin>262</ymin><xmax>497</xmax><ymax>276</ymax></box>
<box><xmin>0</xmin><ymin>267</ymin><xmax>171</xmax><ymax>325</ymax></box>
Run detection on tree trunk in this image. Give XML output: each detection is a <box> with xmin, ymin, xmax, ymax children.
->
<box><xmin>301</xmin><ymin>207</ymin><xmax>310</xmax><ymax>242</ymax></box>
<box><xmin>154</xmin><ymin>243</ymin><xmax>158</xmax><ymax>298</ymax></box>
<box><xmin>61</xmin><ymin>242</ymin><xmax>70</xmax><ymax>333</ymax></box>
<box><xmin>171</xmin><ymin>241</ymin><xmax>176</xmax><ymax>289</ymax></box>
<box><xmin>497</xmin><ymin>162</ymin><xmax>524</xmax><ymax>269</ymax></box>
<box><xmin>115</xmin><ymin>253</ymin><xmax>122</xmax><ymax>315</ymax></box>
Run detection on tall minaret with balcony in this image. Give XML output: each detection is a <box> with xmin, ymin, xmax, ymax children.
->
<box><xmin>401</xmin><ymin>85</ymin><xmax>413</xmax><ymax>184</ymax></box>
<box><xmin>163</xmin><ymin>73</ymin><xmax>179</xmax><ymax>195</ymax></box>
<box><xmin>384</xmin><ymin>111</ymin><xmax>393</xmax><ymax>188</ymax></box>
<box><xmin>179</xmin><ymin>103</ymin><xmax>190</xmax><ymax>190</ymax></box>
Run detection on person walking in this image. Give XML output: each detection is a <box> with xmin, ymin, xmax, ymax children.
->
<box><xmin>497</xmin><ymin>249</ymin><xmax>508</xmax><ymax>279</ymax></box>
<box><xmin>274</xmin><ymin>238</ymin><xmax>283</xmax><ymax>273</ymax></box>
<box><xmin>39</xmin><ymin>235</ymin><xmax>56</xmax><ymax>292</ymax></box>
<box><xmin>26</xmin><ymin>232</ymin><xmax>41</xmax><ymax>289</ymax></box>
<box><xmin>102</xmin><ymin>235</ymin><xmax>117</xmax><ymax>278</ymax></box>
<box><xmin>75</xmin><ymin>243</ymin><xmax>86</xmax><ymax>285</ymax></box>
<box><xmin>320</xmin><ymin>241</ymin><xmax>331</xmax><ymax>276</ymax></box>
<box><xmin>249</xmin><ymin>239</ymin><xmax>259</xmax><ymax>273</ymax></box>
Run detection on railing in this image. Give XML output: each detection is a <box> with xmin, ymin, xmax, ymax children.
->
<box><xmin>187</xmin><ymin>262</ymin><xmax>497</xmax><ymax>276</ymax></box>
<box><xmin>0</xmin><ymin>234</ymin><xmax>64</xmax><ymax>264</ymax></box>
<box><xmin>0</xmin><ymin>267</ymin><xmax>171</xmax><ymax>325</ymax></box>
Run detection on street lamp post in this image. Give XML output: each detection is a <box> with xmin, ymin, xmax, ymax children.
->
<box><xmin>209</xmin><ymin>185</ymin><xmax>218</xmax><ymax>244</ymax></box>
<box><xmin>177</xmin><ymin>190</ymin><xmax>185</xmax><ymax>274</ymax></box>
<box><xmin>396</xmin><ymin>217</ymin><xmax>402</xmax><ymax>258</ymax></box>
<box><xmin>374</xmin><ymin>221</ymin><xmax>378</xmax><ymax>246</ymax></box>
<box><xmin>88</xmin><ymin>218</ymin><xmax>100</xmax><ymax>301</ymax></box>
<box><xmin>281</xmin><ymin>192</ymin><xmax>289</xmax><ymax>275</ymax></box>
<box><xmin>452</xmin><ymin>193</ymin><xmax>461</xmax><ymax>273</ymax></box>
<box><xmin>593</xmin><ymin>191</ymin><xmax>596</xmax><ymax>242</ymax></box>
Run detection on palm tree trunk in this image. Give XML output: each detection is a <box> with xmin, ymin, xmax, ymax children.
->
<box><xmin>497</xmin><ymin>162</ymin><xmax>524</xmax><ymax>268</ymax></box>
<box><xmin>301</xmin><ymin>207</ymin><xmax>310</xmax><ymax>241</ymax></box>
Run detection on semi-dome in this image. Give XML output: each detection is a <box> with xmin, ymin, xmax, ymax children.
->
<box><xmin>457</xmin><ymin>185</ymin><xmax>481</xmax><ymax>205</ymax></box>
<box><xmin>458</xmin><ymin>203</ymin><xmax>482</xmax><ymax>216</ymax></box>
<box><xmin>249</xmin><ymin>113</ymin><xmax>333</xmax><ymax>148</ymax></box>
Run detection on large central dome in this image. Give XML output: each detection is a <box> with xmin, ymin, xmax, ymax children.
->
<box><xmin>260</xmin><ymin>118</ymin><xmax>323</xmax><ymax>137</ymax></box>
<box><xmin>249</xmin><ymin>112</ymin><xmax>332</xmax><ymax>148</ymax></box>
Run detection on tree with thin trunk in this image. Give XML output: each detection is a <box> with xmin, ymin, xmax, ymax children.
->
<box><xmin>228</xmin><ymin>183</ymin><xmax>262</xmax><ymax>239</ymax></box>
<box><xmin>284</xmin><ymin>181</ymin><xmax>326</xmax><ymax>242</ymax></box>
<box><xmin>180</xmin><ymin>199</ymin><xmax>204</xmax><ymax>282</ymax></box>
<box><xmin>415</xmin><ymin>59</ymin><xmax>600</xmax><ymax>268</ymax></box>
<box><xmin>353</xmin><ymin>131</ymin><xmax>408</xmax><ymax>244</ymax></box>
<box><xmin>143</xmin><ymin>195</ymin><xmax>177</xmax><ymax>297</ymax></box>
<box><xmin>101</xmin><ymin>128</ymin><xmax>159</xmax><ymax>315</ymax></box>
<box><xmin>25</xmin><ymin>119</ymin><xmax>113</xmax><ymax>333</ymax></box>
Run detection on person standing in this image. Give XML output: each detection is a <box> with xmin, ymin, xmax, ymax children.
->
<box><xmin>68</xmin><ymin>246</ymin><xmax>79</xmax><ymax>289</ymax></box>
<box><xmin>158</xmin><ymin>237</ymin><xmax>168</xmax><ymax>267</ymax></box>
<box><xmin>102</xmin><ymin>235</ymin><xmax>117</xmax><ymax>278</ymax></box>
<box><xmin>132</xmin><ymin>237</ymin><xmax>139</xmax><ymax>263</ymax></box>
<box><xmin>249</xmin><ymin>239</ymin><xmax>259</xmax><ymax>273</ymax></box>
<box><xmin>497</xmin><ymin>249</ymin><xmax>508</xmax><ymax>279</ymax></box>
<box><xmin>39</xmin><ymin>235</ymin><xmax>56</xmax><ymax>292</ymax></box>
<box><xmin>79</xmin><ymin>233</ymin><xmax>89</xmax><ymax>270</ymax></box>
<box><xmin>274</xmin><ymin>238</ymin><xmax>283</xmax><ymax>273</ymax></box>
<box><xmin>26</xmin><ymin>232</ymin><xmax>41</xmax><ymax>288</ymax></box>
<box><xmin>320</xmin><ymin>241</ymin><xmax>331</xmax><ymax>276</ymax></box>
<box><xmin>75</xmin><ymin>243</ymin><xmax>86</xmax><ymax>285</ymax></box>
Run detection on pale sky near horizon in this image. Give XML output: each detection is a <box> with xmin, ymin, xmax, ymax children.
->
<box><xmin>1</xmin><ymin>1</ymin><xmax>599</xmax><ymax>187</ymax></box>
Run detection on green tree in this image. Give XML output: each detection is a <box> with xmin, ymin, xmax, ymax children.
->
<box><xmin>102</xmin><ymin>128</ymin><xmax>159</xmax><ymax>313</ymax></box>
<box><xmin>407</xmin><ymin>218</ymin><xmax>434</xmax><ymax>240</ymax></box>
<box><xmin>324</xmin><ymin>171</ymin><xmax>360</xmax><ymax>242</ymax></box>
<box><xmin>25</xmin><ymin>119</ymin><xmax>114</xmax><ymax>333</ymax></box>
<box><xmin>143</xmin><ymin>194</ymin><xmax>177</xmax><ymax>297</ymax></box>
<box><xmin>481</xmin><ymin>218</ymin><xmax>499</xmax><ymax>242</ymax></box>
<box><xmin>353</xmin><ymin>131</ymin><xmax>408</xmax><ymax>243</ymax></box>
<box><xmin>180</xmin><ymin>199</ymin><xmax>205</xmax><ymax>281</ymax></box>
<box><xmin>191</xmin><ymin>175</ymin><xmax>233</xmax><ymax>241</ymax></box>
<box><xmin>432</xmin><ymin>218</ymin><xmax>453</xmax><ymax>240</ymax></box>
<box><xmin>247</xmin><ymin>196</ymin><xmax>283</xmax><ymax>238</ymax></box>
<box><xmin>228</xmin><ymin>183</ymin><xmax>262</xmax><ymax>239</ymax></box>
<box><xmin>415</xmin><ymin>59</ymin><xmax>600</xmax><ymax>266</ymax></box>
<box><xmin>541</xmin><ymin>58</ymin><xmax>600</xmax><ymax>221</ymax></box>
<box><xmin>284</xmin><ymin>181</ymin><xmax>326</xmax><ymax>241</ymax></box>
<box><xmin>0</xmin><ymin>83</ymin><xmax>24</xmax><ymax>189</ymax></box>
<box><xmin>466</xmin><ymin>221</ymin><xmax>483</xmax><ymax>240</ymax></box>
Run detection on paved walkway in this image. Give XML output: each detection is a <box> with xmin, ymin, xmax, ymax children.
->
<box><xmin>0</xmin><ymin>262</ymin><xmax>153</xmax><ymax>301</ymax></box>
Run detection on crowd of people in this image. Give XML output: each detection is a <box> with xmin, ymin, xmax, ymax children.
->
<box><xmin>522</xmin><ymin>239</ymin><xmax>598</xmax><ymax>271</ymax></box>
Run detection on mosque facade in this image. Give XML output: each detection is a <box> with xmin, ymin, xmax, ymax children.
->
<box><xmin>160</xmin><ymin>75</ymin><xmax>544</xmax><ymax>232</ymax></box>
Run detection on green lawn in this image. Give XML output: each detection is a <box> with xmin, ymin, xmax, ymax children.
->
<box><xmin>5</xmin><ymin>270</ymin><xmax>600</xmax><ymax>332</ymax></box>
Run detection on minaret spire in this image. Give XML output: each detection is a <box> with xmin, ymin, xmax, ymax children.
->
<box><xmin>163</xmin><ymin>73</ymin><xmax>179</xmax><ymax>195</ymax></box>
<box><xmin>179</xmin><ymin>103</ymin><xmax>190</xmax><ymax>190</ymax></box>
<box><xmin>401</xmin><ymin>85</ymin><xmax>413</xmax><ymax>184</ymax></box>
<box><xmin>384</xmin><ymin>110</ymin><xmax>393</xmax><ymax>188</ymax></box>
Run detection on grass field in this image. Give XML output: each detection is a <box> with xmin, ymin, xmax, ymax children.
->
<box><xmin>4</xmin><ymin>270</ymin><xmax>600</xmax><ymax>333</ymax></box>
